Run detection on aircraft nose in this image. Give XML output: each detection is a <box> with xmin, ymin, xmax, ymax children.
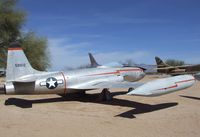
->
<box><xmin>140</xmin><ymin>71</ymin><xmax>146</xmax><ymax>78</ymax></box>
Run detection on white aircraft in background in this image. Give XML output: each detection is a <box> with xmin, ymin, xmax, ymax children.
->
<box><xmin>88</xmin><ymin>53</ymin><xmax>123</xmax><ymax>68</ymax></box>
<box><xmin>88</xmin><ymin>53</ymin><xmax>146</xmax><ymax>71</ymax></box>
<box><xmin>0</xmin><ymin>41</ymin><xmax>196</xmax><ymax>101</ymax></box>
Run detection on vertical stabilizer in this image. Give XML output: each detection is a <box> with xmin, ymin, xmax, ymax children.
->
<box><xmin>88</xmin><ymin>53</ymin><xmax>100</xmax><ymax>67</ymax></box>
<box><xmin>155</xmin><ymin>56</ymin><xmax>170</xmax><ymax>68</ymax></box>
<box><xmin>6</xmin><ymin>41</ymin><xmax>38</xmax><ymax>81</ymax></box>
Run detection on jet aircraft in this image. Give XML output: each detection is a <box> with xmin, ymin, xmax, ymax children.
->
<box><xmin>0</xmin><ymin>42</ymin><xmax>196</xmax><ymax>100</ymax></box>
<box><xmin>155</xmin><ymin>56</ymin><xmax>200</xmax><ymax>75</ymax></box>
<box><xmin>88</xmin><ymin>52</ymin><xmax>146</xmax><ymax>69</ymax></box>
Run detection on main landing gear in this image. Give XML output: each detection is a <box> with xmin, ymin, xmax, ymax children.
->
<box><xmin>128</xmin><ymin>87</ymin><xmax>134</xmax><ymax>92</ymax></box>
<box><xmin>99</xmin><ymin>88</ymin><xmax>112</xmax><ymax>101</ymax></box>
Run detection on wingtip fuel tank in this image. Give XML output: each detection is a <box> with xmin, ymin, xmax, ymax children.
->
<box><xmin>127</xmin><ymin>75</ymin><xmax>195</xmax><ymax>96</ymax></box>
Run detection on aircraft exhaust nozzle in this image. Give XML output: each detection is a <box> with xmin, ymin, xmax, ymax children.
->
<box><xmin>127</xmin><ymin>75</ymin><xmax>195</xmax><ymax>96</ymax></box>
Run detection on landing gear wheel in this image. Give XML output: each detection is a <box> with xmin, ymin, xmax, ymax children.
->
<box><xmin>128</xmin><ymin>87</ymin><xmax>134</xmax><ymax>92</ymax></box>
<box><xmin>99</xmin><ymin>88</ymin><xmax>112</xmax><ymax>101</ymax></box>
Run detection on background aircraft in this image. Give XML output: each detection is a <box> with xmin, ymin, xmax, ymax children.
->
<box><xmin>89</xmin><ymin>53</ymin><xmax>147</xmax><ymax>70</ymax></box>
<box><xmin>0</xmin><ymin>42</ymin><xmax>196</xmax><ymax>101</ymax></box>
<box><xmin>88</xmin><ymin>53</ymin><xmax>123</xmax><ymax>68</ymax></box>
<box><xmin>155</xmin><ymin>56</ymin><xmax>200</xmax><ymax>75</ymax></box>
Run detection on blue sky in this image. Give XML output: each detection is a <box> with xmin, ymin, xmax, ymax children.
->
<box><xmin>18</xmin><ymin>0</ymin><xmax>200</xmax><ymax>70</ymax></box>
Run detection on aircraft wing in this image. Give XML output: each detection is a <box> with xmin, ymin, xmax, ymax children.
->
<box><xmin>69</xmin><ymin>81</ymin><xmax>144</xmax><ymax>90</ymax></box>
<box><xmin>156</xmin><ymin>65</ymin><xmax>196</xmax><ymax>70</ymax></box>
<box><xmin>169</xmin><ymin>71</ymin><xmax>200</xmax><ymax>75</ymax></box>
<box><xmin>154</xmin><ymin>70</ymin><xmax>200</xmax><ymax>75</ymax></box>
<box><xmin>69</xmin><ymin>75</ymin><xmax>195</xmax><ymax>97</ymax></box>
<box><xmin>155</xmin><ymin>67</ymin><xmax>175</xmax><ymax>70</ymax></box>
<box><xmin>176</xmin><ymin>64</ymin><xmax>198</xmax><ymax>68</ymax></box>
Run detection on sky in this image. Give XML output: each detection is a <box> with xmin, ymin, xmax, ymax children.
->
<box><xmin>18</xmin><ymin>0</ymin><xmax>200</xmax><ymax>70</ymax></box>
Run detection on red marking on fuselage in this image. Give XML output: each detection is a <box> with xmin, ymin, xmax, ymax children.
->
<box><xmin>89</xmin><ymin>71</ymin><xmax>119</xmax><ymax>76</ymax></box>
<box><xmin>87</xmin><ymin>68</ymin><xmax>143</xmax><ymax>76</ymax></box>
<box><xmin>158</xmin><ymin>85</ymin><xmax>178</xmax><ymax>91</ymax></box>
<box><xmin>157</xmin><ymin>78</ymin><xmax>195</xmax><ymax>91</ymax></box>
<box><xmin>8</xmin><ymin>48</ymin><xmax>23</xmax><ymax>50</ymax></box>
<box><xmin>60</xmin><ymin>72</ymin><xmax>67</xmax><ymax>94</ymax></box>
<box><xmin>175</xmin><ymin>79</ymin><xmax>195</xmax><ymax>84</ymax></box>
<box><xmin>119</xmin><ymin>68</ymin><xmax>143</xmax><ymax>72</ymax></box>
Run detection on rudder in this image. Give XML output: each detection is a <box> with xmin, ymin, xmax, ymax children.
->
<box><xmin>6</xmin><ymin>41</ymin><xmax>38</xmax><ymax>82</ymax></box>
<box><xmin>88</xmin><ymin>53</ymin><xmax>100</xmax><ymax>67</ymax></box>
<box><xmin>155</xmin><ymin>56</ymin><xmax>170</xmax><ymax>68</ymax></box>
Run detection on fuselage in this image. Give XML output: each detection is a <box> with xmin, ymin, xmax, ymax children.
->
<box><xmin>66</xmin><ymin>67</ymin><xmax>145</xmax><ymax>90</ymax></box>
<box><xmin>5</xmin><ymin>67</ymin><xmax>145</xmax><ymax>94</ymax></box>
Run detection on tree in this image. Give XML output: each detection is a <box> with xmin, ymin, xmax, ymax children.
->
<box><xmin>121</xmin><ymin>59</ymin><xmax>136</xmax><ymax>66</ymax></box>
<box><xmin>21</xmin><ymin>32</ymin><xmax>50</xmax><ymax>71</ymax></box>
<box><xmin>0</xmin><ymin>0</ymin><xmax>25</xmax><ymax>67</ymax></box>
<box><xmin>0</xmin><ymin>0</ymin><xmax>50</xmax><ymax>70</ymax></box>
<box><xmin>64</xmin><ymin>63</ymin><xmax>91</xmax><ymax>71</ymax></box>
<box><xmin>165</xmin><ymin>59</ymin><xmax>185</xmax><ymax>66</ymax></box>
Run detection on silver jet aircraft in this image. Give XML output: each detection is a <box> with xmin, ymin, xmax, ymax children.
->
<box><xmin>0</xmin><ymin>42</ymin><xmax>196</xmax><ymax>99</ymax></box>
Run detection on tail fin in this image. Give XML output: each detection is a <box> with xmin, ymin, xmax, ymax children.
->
<box><xmin>155</xmin><ymin>56</ymin><xmax>170</xmax><ymax>68</ymax></box>
<box><xmin>88</xmin><ymin>53</ymin><xmax>100</xmax><ymax>67</ymax></box>
<box><xmin>6</xmin><ymin>41</ymin><xmax>38</xmax><ymax>82</ymax></box>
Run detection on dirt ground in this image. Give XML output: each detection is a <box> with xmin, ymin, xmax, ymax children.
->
<box><xmin>0</xmin><ymin>75</ymin><xmax>200</xmax><ymax>137</ymax></box>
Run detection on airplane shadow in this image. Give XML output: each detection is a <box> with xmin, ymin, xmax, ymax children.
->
<box><xmin>180</xmin><ymin>95</ymin><xmax>200</xmax><ymax>101</ymax></box>
<box><xmin>4</xmin><ymin>92</ymin><xmax>178</xmax><ymax>119</ymax></box>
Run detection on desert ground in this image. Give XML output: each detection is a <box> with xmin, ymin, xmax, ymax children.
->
<box><xmin>0</xmin><ymin>75</ymin><xmax>200</xmax><ymax>137</ymax></box>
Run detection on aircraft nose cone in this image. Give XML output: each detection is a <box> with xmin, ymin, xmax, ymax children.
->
<box><xmin>140</xmin><ymin>71</ymin><xmax>146</xmax><ymax>78</ymax></box>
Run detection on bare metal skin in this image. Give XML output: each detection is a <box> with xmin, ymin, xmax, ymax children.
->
<box><xmin>3</xmin><ymin>42</ymin><xmax>195</xmax><ymax>97</ymax></box>
<box><xmin>5</xmin><ymin>42</ymin><xmax>145</xmax><ymax>95</ymax></box>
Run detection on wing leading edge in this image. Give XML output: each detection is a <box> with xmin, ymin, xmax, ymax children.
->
<box><xmin>68</xmin><ymin>81</ymin><xmax>144</xmax><ymax>90</ymax></box>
